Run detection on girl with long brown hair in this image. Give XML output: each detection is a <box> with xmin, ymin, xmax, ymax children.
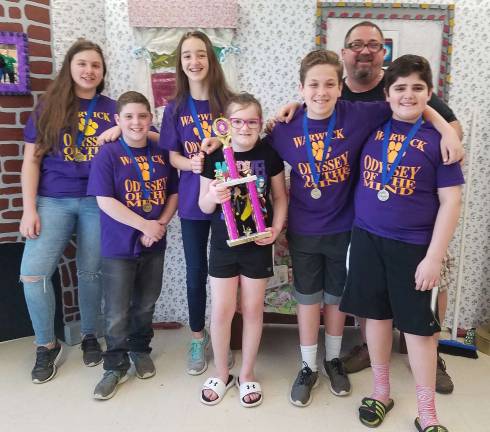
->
<box><xmin>19</xmin><ymin>39</ymin><xmax>117</xmax><ymax>384</ymax></box>
<box><xmin>158</xmin><ymin>31</ymin><xmax>234</xmax><ymax>375</ymax></box>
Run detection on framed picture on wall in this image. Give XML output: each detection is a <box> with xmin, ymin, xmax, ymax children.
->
<box><xmin>315</xmin><ymin>2</ymin><xmax>455</xmax><ymax>101</ymax></box>
<box><xmin>0</xmin><ymin>31</ymin><xmax>30</xmax><ymax>95</ymax></box>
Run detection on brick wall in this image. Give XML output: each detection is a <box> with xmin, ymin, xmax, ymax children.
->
<box><xmin>0</xmin><ymin>0</ymin><xmax>81</xmax><ymax>332</ymax></box>
<box><xmin>0</xmin><ymin>0</ymin><xmax>52</xmax><ymax>242</ymax></box>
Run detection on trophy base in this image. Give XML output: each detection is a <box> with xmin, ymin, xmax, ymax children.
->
<box><xmin>226</xmin><ymin>230</ymin><xmax>272</xmax><ymax>247</ymax></box>
<box><xmin>221</xmin><ymin>175</ymin><xmax>257</xmax><ymax>188</ymax></box>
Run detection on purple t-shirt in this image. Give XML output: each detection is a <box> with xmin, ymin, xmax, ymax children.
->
<box><xmin>24</xmin><ymin>94</ymin><xmax>117</xmax><ymax>198</ymax></box>
<box><xmin>87</xmin><ymin>140</ymin><xmax>179</xmax><ymax>259</ymax></box>
<box><xmin>354</xmin><ymin>119</ymin><xmax>464</xmax><ymax>245</ymax></box>
<box><xmin>270</xmin><ymin>100</ymin><xmax>391</xmax><ymax>236</ymax></box>
<box><xmin>159</xmin><ymin>98</ymin><xmax>214</xmax><ymax>220</ymax></box>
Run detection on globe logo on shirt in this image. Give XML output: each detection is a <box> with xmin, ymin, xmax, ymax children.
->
<box><xmin>78</xmin><ymin>118</ymin><xmax>99</xmax><ymax>136</ymax></box>
<box><xmin>311</xmin><ymin>139</ymin><xmax>332</xmax><ymax>161</ymax></box>
<box><xmin>193</xmin><ymin>121</ymin><xmax>212</xmax><ymax>139</ymax></box>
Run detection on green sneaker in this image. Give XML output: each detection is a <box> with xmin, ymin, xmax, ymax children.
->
<box><xmin>187</xmin><ymin>330</ymin><xmax>210</xmax><ymax>375</ymax></box>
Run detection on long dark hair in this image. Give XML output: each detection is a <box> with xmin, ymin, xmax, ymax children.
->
<box><xmin>33</xmin><ymin>39</ymin><xmax>107</xmax><ymax>156</ymax></box>
<box><xmin>173</xmin><ymin>31</ymin><xmax>233</xmax><ymax>120</ymax></box>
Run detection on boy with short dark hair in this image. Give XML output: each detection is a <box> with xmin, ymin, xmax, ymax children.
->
<box><xmin>340</xmin><ymin>55</ymin><xmax>464</xmax><ymax>432</ymax></box>
<box><xmin>88</xmin><ymin>91</ymin><xmax>178</xmax><ymax>400</ymax></box>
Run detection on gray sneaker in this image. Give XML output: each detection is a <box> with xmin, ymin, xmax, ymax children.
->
<box><xmin>187</xmin><ymin>330</ymin><xmax>210</xmax><ymax>375</ymax></box>
<box><xmin>93</xmin><ymin>370</ymin><xmax>128</xmax><ymax>400</ymax></box>
<box><xmin>289</xmin><ymin>362</ymin><xmax>319</xmax><ymax>407</ymax></box>
<box><xmin>129</xmin><ymin>352</ymin><xmax>155</xmax><ymax>379</ymax></box>
<box><xmin>323</xmin><ymin>358</ymin><xmax>351</xmax><ymax>396</ymax></box>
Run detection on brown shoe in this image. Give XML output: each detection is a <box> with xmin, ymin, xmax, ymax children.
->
<box><xmin>340</xmin><ymin>343</ymin><xmax>370</xmax><ymax>374</ymax></box>
<box><xmin>436</xmin><ymin>354</ymin><xmax>454</xmax><ymax>394</ymax></box>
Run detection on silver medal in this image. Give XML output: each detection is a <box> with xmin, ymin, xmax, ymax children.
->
<box><xmin>377</xmin><ymin>189</ymin><xmax>389</xmax><ymax>202</ymax></box>
<box><xmin>310</xmin><ymin>187</ymin><xmax>322</xmax><ymax>199</ymax></box>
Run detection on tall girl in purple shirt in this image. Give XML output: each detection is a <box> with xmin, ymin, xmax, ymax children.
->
<box><xmin>158</xmin><ymin>31</ymin><xmax>234</xmax><ymax>375</ymax></box>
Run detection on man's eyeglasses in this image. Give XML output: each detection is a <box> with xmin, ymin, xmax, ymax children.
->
<box><xmin>230</xmin><ymin>118</ymin><xmax>262</xmax><ymax>130</ymax></box>
<box><xmin>345</xmin><ymin>41</ymin><xmax>384</xmax><ymax>53</ymax></box>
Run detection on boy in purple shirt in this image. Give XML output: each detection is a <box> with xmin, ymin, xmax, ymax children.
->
<box><xmin>88</xmin><ymin>91</ymin><xmax>178</xmax><ymax>400</ymax></box>
<box><xmin>340</xmin><ymin>55</ymin><xmax>463</xmax><ymax>432</ymax></box>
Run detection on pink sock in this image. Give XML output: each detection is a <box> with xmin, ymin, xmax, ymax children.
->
<box><xmin>416</xmin><ymin>384</ymin><xmax>439</xmax><ymax>429</ymax></box>
<box><xmin>371</xmin><ymin>363</ymin><xmax>390</xmax><ymax>405</ymax></box>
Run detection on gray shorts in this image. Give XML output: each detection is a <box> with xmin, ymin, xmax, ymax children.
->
<box><xmin>287</xmin><ymin>230</ymin><xmax>350</xmax><ymax>306</ymax></box>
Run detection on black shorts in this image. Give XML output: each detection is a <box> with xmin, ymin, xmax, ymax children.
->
<box><xmin>340</xmin><ymin>227</ymin><xmax>440</xmax><ymax>336</ymax></box>
<box><xmin>287</xmin><ymin>230</ymin><xmax>350</xmax><ymax>305</ymax></box>
<box><xmin>208</xmin><ymin>244</ymin><xmax>273</xmax><ymax>279</ymax></box>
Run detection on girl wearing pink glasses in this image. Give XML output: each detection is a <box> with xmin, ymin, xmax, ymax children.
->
<box><xmin>198</xmin><ymin>92</ymin><xmax>287</xmax><ymax>407</ymax></box>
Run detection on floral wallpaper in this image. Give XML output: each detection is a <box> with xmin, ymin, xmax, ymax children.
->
<box><xmin>51</xmin><ymin>0</ymin><xmax>489</xmax><ymax>329</ymax></box>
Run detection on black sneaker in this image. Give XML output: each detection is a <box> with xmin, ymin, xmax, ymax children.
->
<box><xmin>31</xmin><ymin>343</ymin><xmax>63</xmax><ymax>384</ymax></box>
<box><xmin>81</xmin><ymin>334</ymin><xmax>102</xmax><ymax>367</ymax></box>
<box><xmin>323</xmin><ymin>358</ymin><xmax>351</xmax><ymax>396</ymax></box>
<box><xmin>289</xmin><ymin>362</ymin><xmax>319</xmax><ymax>407</ymax></box>
<box><xmin>129</xmin><ymin>352</ymin><xmax>156</xmax><ymax>379</ymax></box>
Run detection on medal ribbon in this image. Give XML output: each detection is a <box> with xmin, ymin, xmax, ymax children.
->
<box><xmin>119</xmin><ymin>138</ymin><xmax>154</xmax><ymax>201</ymax></box>
<box><xmin>76</xmin><ymin>94</ymin><xmax>100</xmax><ymax>150</ymax></box>
<box><xmin>303</xmin><ymin>109</ymin><xmax>337</xmax><ymax>187</ymax></box>
<box><xmin>187</xmin><ymin>96</ymin><xmax>214</xmax><ymax>141</ymax></box>
<box><xmin>381</xmin><ymin>116</ymin><xmax>423</xmax><ymax>188</ymax></box>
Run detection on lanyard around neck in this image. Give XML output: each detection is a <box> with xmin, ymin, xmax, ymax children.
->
<box><xmin>381</xmin><ymin>116</ymin><xmax>422</xmax><ymax>188</ymax></box>
<box><xmin>187</xmin><ymin>96</ymin><xmax>214</xmax><ymax>141</ymax></box>
<box><xmin>119</xmin><ymin>137</ymin><xmax>154</xmax><ymax>200</ymax></box>
<box><xmin>302</xmin><ymin>109</ymin><xmax>337</xmax><ymax>187</ymax></box>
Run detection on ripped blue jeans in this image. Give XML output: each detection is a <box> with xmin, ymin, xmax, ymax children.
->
<box><xmin>20</xmin><ymin>196</ymin><xmax>102</xmax><ymax>345</ymax></box>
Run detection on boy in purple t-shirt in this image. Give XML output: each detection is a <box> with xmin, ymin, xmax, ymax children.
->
<box><xmin>87</xmin><ymin>91</ymin><xmax>178</xmax><ymax>400</ymax></box>
<box><xmin>340</xmin><ymin>56</ymin><xmax>463</xmax><ymax>432</ymax></box>
<box><xmin>269</xmin><ymin>49</ymin><xmax>393</xmax><ymax>406</ymax></box>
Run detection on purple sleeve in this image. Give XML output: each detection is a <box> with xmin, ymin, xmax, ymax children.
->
<box><xmin>24</xmin><ymin>112</ymin><xmax>38</xmax><ymax>143</ymax></box>
<box><xmin>436</xmin><ymin>162</ymin><xmax>465</xmax><ymax>188</ymax></box>
<box><xmin>87</xmin><ymin>145</ymin><xmax>115</xmax><ymax>197</ymax></box>
<box><xmin>158</xmin><ymin>102</ymin><xmax>181</xmax><ymax>152</ymax></box>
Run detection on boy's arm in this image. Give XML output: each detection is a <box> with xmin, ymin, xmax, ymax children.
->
<box><xmin>255</xmin><ymin>171</ymin><xmax>288</xmax><ymax>245</ymax></box>
<box><xmin>148</xmin><ymin>130</ymin><xmax>160</xmax><ymax>143</ymax></box>
<box><xmin>414</xmin><ymin>185</ymin><xmax>462</xmax><ymax>291</ymax></box>
<box><xmin>275</xmin><ymin>101</ymin><xmax>301</xmax><ymax>123</ymax></box>
<box><xmin>423</xmin><ymin>106</ymin><xmax>464</xmax><ymax>164</ymax></box>
<box><xmin>96</xmin><ymin>196</ymin><xmax>165</xmax><ymax>242</ymax></box>
<box><xmin>97</xmin><ymin>126</ymin><xmax>121</xmax><ymax>145</ymax></box>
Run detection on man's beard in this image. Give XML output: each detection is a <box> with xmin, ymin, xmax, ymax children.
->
<box><xmin>353</xmin><ymin>65</ymin><xmax>374</xmax><ymax>82</ymax></box>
